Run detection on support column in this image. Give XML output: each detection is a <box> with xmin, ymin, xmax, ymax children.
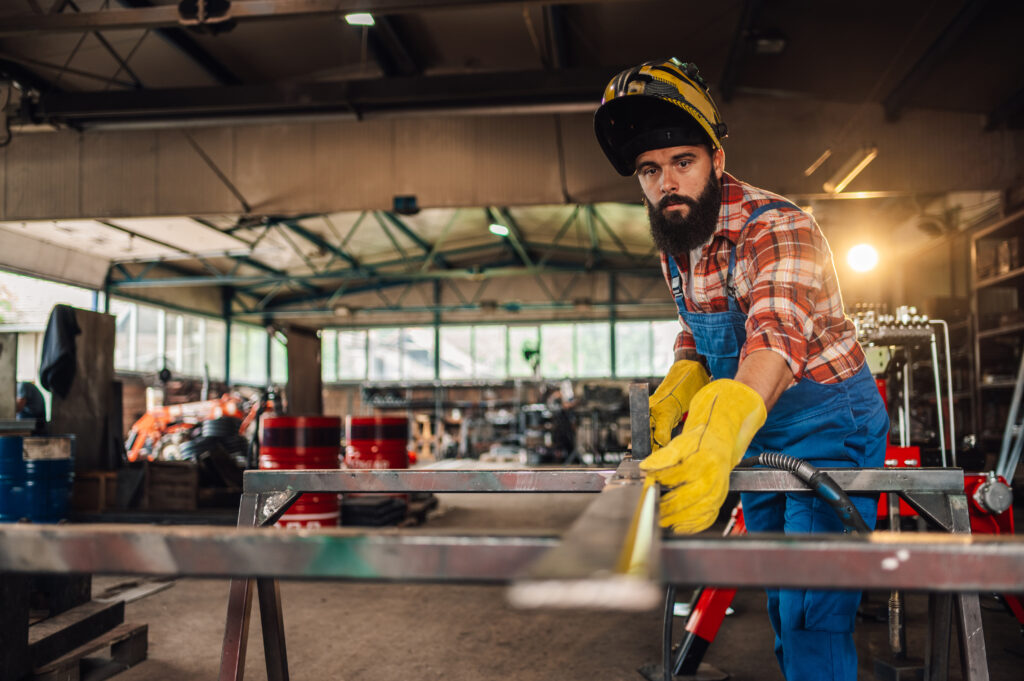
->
<box><xmin>222</xmin><ymin>287</ymin><xmax>234</xmax><ymax>385</ymax></box>
<box><xmin>609</xmin><ymin>273</ymin><xmax>617</xmax><ymax>378</ymax></box>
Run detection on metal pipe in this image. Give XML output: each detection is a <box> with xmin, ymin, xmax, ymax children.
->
<box><xmin>932</xmin><ymin>320</ymin><xmax>957</xmax><ymax>466</ymax></box>
<box><xmin>929</xmin><ymin>329</ymin><xmax>948</xmax><ymax>467</ymax></box>
<box><xmin>903</xmin><ymin>351</ymin><xmax>912</xmax><ymax>446</ymax></box>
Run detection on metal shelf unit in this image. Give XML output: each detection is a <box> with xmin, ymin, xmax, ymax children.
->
<box><xmin>971</xmin><ymin>207</ymin><xmax>1024</xmax><ymax>468</ymax></box>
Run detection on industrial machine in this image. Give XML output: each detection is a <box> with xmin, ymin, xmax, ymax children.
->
<box><xmin>124</xmin><ymin>390</ymin><xmax>273</xmax><ymax>465</ymax></box>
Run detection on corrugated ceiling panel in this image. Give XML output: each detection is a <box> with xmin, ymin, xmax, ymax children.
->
<box><xmin>81</xmin><ymin>131</ymin><xmax>158</xmax><ymax>217</ymax></box>
<box><xmin>0</xmin><ymin>226</ymin><xmax>109</xmax><ymax>289</ymax></box>
<box><xmin>4</xmin><ymin>131</ymin><xmax>81</xmax><ymax>219</ymax></box>
<box><xmin>393</xmin><ymin>115</ymin><xmax>563</xmax><ymax>207</ymax></box>
<box><xmin>235</xmin><ymin>124</ymin><xmax>316</xmax><ymax>213</ymax></box>
<box><xmin>156</xmin><ymin>127</ymin><xmax>239</xmax><ymax>214</ymax></box>
<box><xmin>313</xmin><ymin>119</ymin><xmax>396</xmax><ymax>211</ymax></box>
<box><xmin>109</xmin><ymin>217</ymin><xmax>243</xmax><ymax>254</ymax></box>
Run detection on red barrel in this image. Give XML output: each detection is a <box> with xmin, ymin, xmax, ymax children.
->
<box><xmin>259</xmin><ymin>416</ymin><xmax>341</xmax><ymax>529</ymax></box>
<box><xmin>344</xmin><ymin>416</ymin><xmax>409</xmax><ymax>470</ymax></box>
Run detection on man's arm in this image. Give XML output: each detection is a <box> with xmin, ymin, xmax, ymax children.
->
<box><xmin>734</xmin><ymin>348</ymin><xmax>793</xmax><ymax>412</ymax></box>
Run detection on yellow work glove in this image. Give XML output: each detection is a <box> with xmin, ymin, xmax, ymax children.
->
<box><xmin>649</xmin><ymin>359</ymin><xmax>710</xmax><ymax>452</ymax></box>
<box><xmin>640</xmin><ymin>379</ymin><xmax>767</xmax><ymax>533</ymax></box>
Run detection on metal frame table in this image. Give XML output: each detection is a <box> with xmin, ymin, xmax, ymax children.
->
<box><xmin>210</xmin><ymin>463</ymin><xmax>1002</xmax><ymax>681</ymax></box>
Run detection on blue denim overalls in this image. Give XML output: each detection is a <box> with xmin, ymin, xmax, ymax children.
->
<box><xmin>666</xmin><ymin>201</ymin><xmax>888</xmax><ymax>681</ymax></box>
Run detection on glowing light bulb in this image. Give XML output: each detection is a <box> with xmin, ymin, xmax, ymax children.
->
<box><xmin>847</xmin><ymin>244</ymin><xmax>879</xmax><ymax>272</ymax></box>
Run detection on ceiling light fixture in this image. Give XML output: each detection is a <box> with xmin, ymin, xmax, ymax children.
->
<box><xmin>823</xmin><ymin>147</ymin><xmax>878</xmax><ymax>194</ymax></box>
<box><xmin>488</xmin><ymin>223</ymin><xmax>510</xmax><ymax>237</ymax></box>
<box><xmin>344</xmin><ymin>12</ymin><xmax>375</xmax><ymax>26</ymax></box>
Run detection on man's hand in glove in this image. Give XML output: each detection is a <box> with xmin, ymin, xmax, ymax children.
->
<box><xmin>639</xmin><ymin>379</ymin><xmax>767</xmax><ymax>533</ymax></box>
<box><xmin>649</xmin><ymin>359</ymin><xmax>710</xmax><ymax>452</ymax></box>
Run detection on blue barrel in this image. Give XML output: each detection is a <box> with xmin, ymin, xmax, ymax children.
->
<box><xmin>0</xmin><ymin>436</ymin><xmax>26</xmax><ymax>522</ymax></box>
<box><xmin>22</xmin><ymin>436</ymin><xmax>75</xmax><ymax>523</ymax></box>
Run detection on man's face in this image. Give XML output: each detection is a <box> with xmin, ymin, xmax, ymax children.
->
<box><xmin>636</xmin><ymin>145</ymin><xmax>725</xmax><ymax>255</ymax></box>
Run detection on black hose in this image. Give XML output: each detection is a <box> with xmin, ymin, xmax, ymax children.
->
<box><xmin>735</xmin><ymin>452</ymin><xmax>871</xmax><ymax>534</ymax></box>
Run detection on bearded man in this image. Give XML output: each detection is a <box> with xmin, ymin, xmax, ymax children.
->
<box><xmin>594</xmin><ymin>59</ymin><xmax>888</xmax><ymax>681</ymax></box>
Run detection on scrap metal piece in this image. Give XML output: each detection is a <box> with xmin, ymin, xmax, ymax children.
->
<box><xmin>508</xmin><ymin>459</ymin><xmax>662</xmax><ymax>611</ymax></box>
<box><xmin>630</xmin><ymin>382</ymin><xmax>651</xmax><ymax>460</ymax></box>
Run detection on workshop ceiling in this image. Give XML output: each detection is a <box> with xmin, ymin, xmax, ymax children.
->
<box><xmin>1</xmin><ymin>0</ymin><xmax>1021</xmax><ymax>126</ymax></box>
<box><xmin>0</xmin><ymin>0</ymin><xmax>1021</xmax><ymax>325</ymax></box>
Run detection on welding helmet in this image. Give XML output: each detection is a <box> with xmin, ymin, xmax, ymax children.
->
<box><xmin>594</xmin><ymin>59</ymin><xmax>728</xmax><ymax>176</ymax></box>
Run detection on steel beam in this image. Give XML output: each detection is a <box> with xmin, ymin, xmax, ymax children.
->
<box><xmin>883</xmin><ymin>0</ymin><xmax>992</xmax><ymax>121</ymax></box>
<box><xmin>239</xmin><ymin>467</ymin><xmax>964</xmax><ymax>495</ymax></box>
<box><xmin>985</xmin><ymin>82</ymin><xmax>1024</xmax><ymax>130</ymax></box>
<box><xmin>0</xmin><ymin>523</ymin><xmax>1022</xmax><ymax>592</ymax></box>
<box><xmin>509</xmin><ymin>459</ymin><xmax>662</xmax><ymax>610</ymax></box>
<box><xmin>366</xmin><ymin>16</ymin><xmax>420</xmax><ymax>77</ymax></box>
<box><xmin>1</xmin><ymin>0</ymin><xmax>625</xmax><ymax>36</ymax></box>
<box><xmin>280</xmin><ymin>219</ymin><xmax>364</xmax><ymax>270</ymax></box>
<box><xmin>243</xmin><ymin>467</ymin><xmax>613</xmax><ymax>494</ymax></box>
<box><xmin>117</xmin><ymin>0</ymin><xmax>242</xmax><ymax>86</ymax></box>
<box><xmin>29</xmin><ymin>68</ymin><xmax>611</xmax><ymax>124</ymax></box>
<box><xmin>718</xmin><ymin>0</ymin><xmax>763</xmax><ymax>102</ymax></box>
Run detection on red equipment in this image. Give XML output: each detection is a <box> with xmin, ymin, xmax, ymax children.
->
<box><xmin>259</xmin><ymin>416</ymin><xmax>342</xmax><ymax>529</ymax></box>
<box><xmin>125</xmin><ymin>395</ymin><xmax>255</xmax><ymax>463</ymax></box>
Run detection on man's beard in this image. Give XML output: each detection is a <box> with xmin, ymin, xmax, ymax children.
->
<box><xmin>647</xmin><ymin>170</ymin><xmax>722</xmax><ymax>255</ymax></box>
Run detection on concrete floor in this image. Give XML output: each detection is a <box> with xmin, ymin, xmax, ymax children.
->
<box><xmin>98</xmin><ymin>493</ymin><xmax>1024</xmax><ymax>681</ymax></box>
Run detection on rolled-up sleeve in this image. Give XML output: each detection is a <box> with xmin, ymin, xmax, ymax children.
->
<box><xmin>738</xmin><ymin>213</ymin><xmax>825</xmax><ymax>379</ymax></box>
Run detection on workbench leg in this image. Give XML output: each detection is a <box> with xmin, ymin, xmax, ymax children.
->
<box><xmin>925</xmin><ymin>593</ymin><xmax>951</xmax><ymax>681</ymax></box>
<box><xmin>0</xmin><ymin>573</ymin><xmax>30</xmax><ymax>681</ymax></box>
<box><xmin>220</xmin><ymin>493</ymin><xmax>266</xmax><ymax>681</ymax></box>
<box><xmin>258</xmin><ymin>578</ymin><xmax>289</xmax><ymax>681</ymax></box>
<box><xmin>220</xmin><ymin>578</ymin><xmax>255</xmax><ymax>681</ymax></box>
<box><xmin>947</xmin><ymin>494</ymin><xmax>989</xmax><ymax>681</ymax></box>
<box><xmin>954</xmin><ymin>594</ymin><xmax>988</xmax><ymax>681</ymax></box>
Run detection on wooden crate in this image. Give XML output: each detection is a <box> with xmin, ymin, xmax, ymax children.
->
<box><xmin>142</xmin><ymin>462</ymin><xmax>197</xmax><ymax>511</ymax></box>
<box><xmin>71</xmin><ymin>472</ymin><xmax>118</xmax><ymax>512</ymax></box>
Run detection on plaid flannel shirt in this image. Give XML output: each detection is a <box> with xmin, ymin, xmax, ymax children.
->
<box><xmin>660</xmin><ymin>172</ymin><xmax>865</xmax><ymax>384</ymax></box>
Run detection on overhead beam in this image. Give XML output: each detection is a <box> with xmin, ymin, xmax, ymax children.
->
<box><xmin>28</xmin><ymin>68</ymin><xmax>610</xmax><ymax>125</ymax></box>
<box><xmin>379</xmin><ymin>212</ymin><xmax>450</xmax><ymax>267</ymax></box>
<box><xmin>718</xmin><ymin>0</ymin><xmax>763</xmax><ymax>103</ymax></box>
<box><xmin>543</xmin><ymin>4</ymin><xmax>569</xmax><ymax>70</ymax></box>
<box><xmin>279</xmin><ymin>219</ymin><xmax>364</xmax><ymax>271</ymax></box>
<box><xmin>366</xmin><ymin>16</ymin><xmax>420</xmax><ymax>77</ymax></box>
<box><xmin>116</xmin><ymin>0</ymin><xmax>242</xmax><ymax>86</ymax></box>
<box><xmin>985</xmin><ymin>82</ymin><xmax>1024</xmax><ymax>131</ymax></box>
<box><xmin>0</xmin><ymin>0</ymin><xmax>626</xmax><ymax>36</ymax></box>
<box><xmin>883</xmin><ymin>0</ymin><xmax>992</xmax><ymax>121</ymax></box>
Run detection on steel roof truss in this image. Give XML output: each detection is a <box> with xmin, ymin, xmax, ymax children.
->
<box><xmin>883</xmin><ymin>0</ymin><xmax>992</xmax><ymax>121</ymax></box>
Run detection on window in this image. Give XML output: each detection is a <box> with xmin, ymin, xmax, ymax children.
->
<box><xmin>473</xmin><ymin>325</ymin><xmax>506</xmax><ymax>379</ymax></box>
<box><xmin>321</xmin><ymin>330</ymin><xmax>338</xmax><ymax>382</ymax></box>
<box><xmin>402</xmin><ymin>327</ymin><xmax>435</xmax><ymax>380</ymax></box>
<box><xmin>615</xmin><ymin>321</ymin><xmax>653</xmax><ymax>377</ymax></box>
<box><xmin>368</xmin><ymin>328</ymin><xmax>400</xmax><ymax>380</ymax></box>
<box><xmin>111</xmin><ymin>299</ymin><xmax>136</xmax><ymax>371</ymax></box>
<box><xmin>205</xmin><ymin>319</ymin><xmax>226</xmax><ymax>380</ymax></box>
<box><xmin>271</xmin><ymin>333</ymin><xmax>288</xmax><ymax>385</ymax></box>
<box><xmin>651</xmin><ymin>320</ymin><xmax>681</xmax><ymax>377</ymax></box>
<box><xmin>338</xmin><ymin>330</ymin><xmax>367</xmax><ymax>380</ymax></box>
<box><xmin>575</xmin><ymin>322</ymin><xmax>611</xmax><ymax>377</ymax></box>
<box><xmin>180</xmin><ymin>315</ymin><xmax>203</xmax><ymax>377</ymax></box>
<box><xmin>508</xmin><ymin>326</ymin><xmax>539</xmax><ymax>377</ymax></box>
<box><xmin>439</xmin><ymin>327</ymin><xmax>472</xmax><ymax>380</ymax></box>
<box><xmin>539</xmin><ymin>324</ymin><xmax>573</xmax><ymax>378</ymax></box>
<box><xmin>135</xmin><ymin>305</ymin><xmax>161</xmax><ymax>372</ymax></box>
